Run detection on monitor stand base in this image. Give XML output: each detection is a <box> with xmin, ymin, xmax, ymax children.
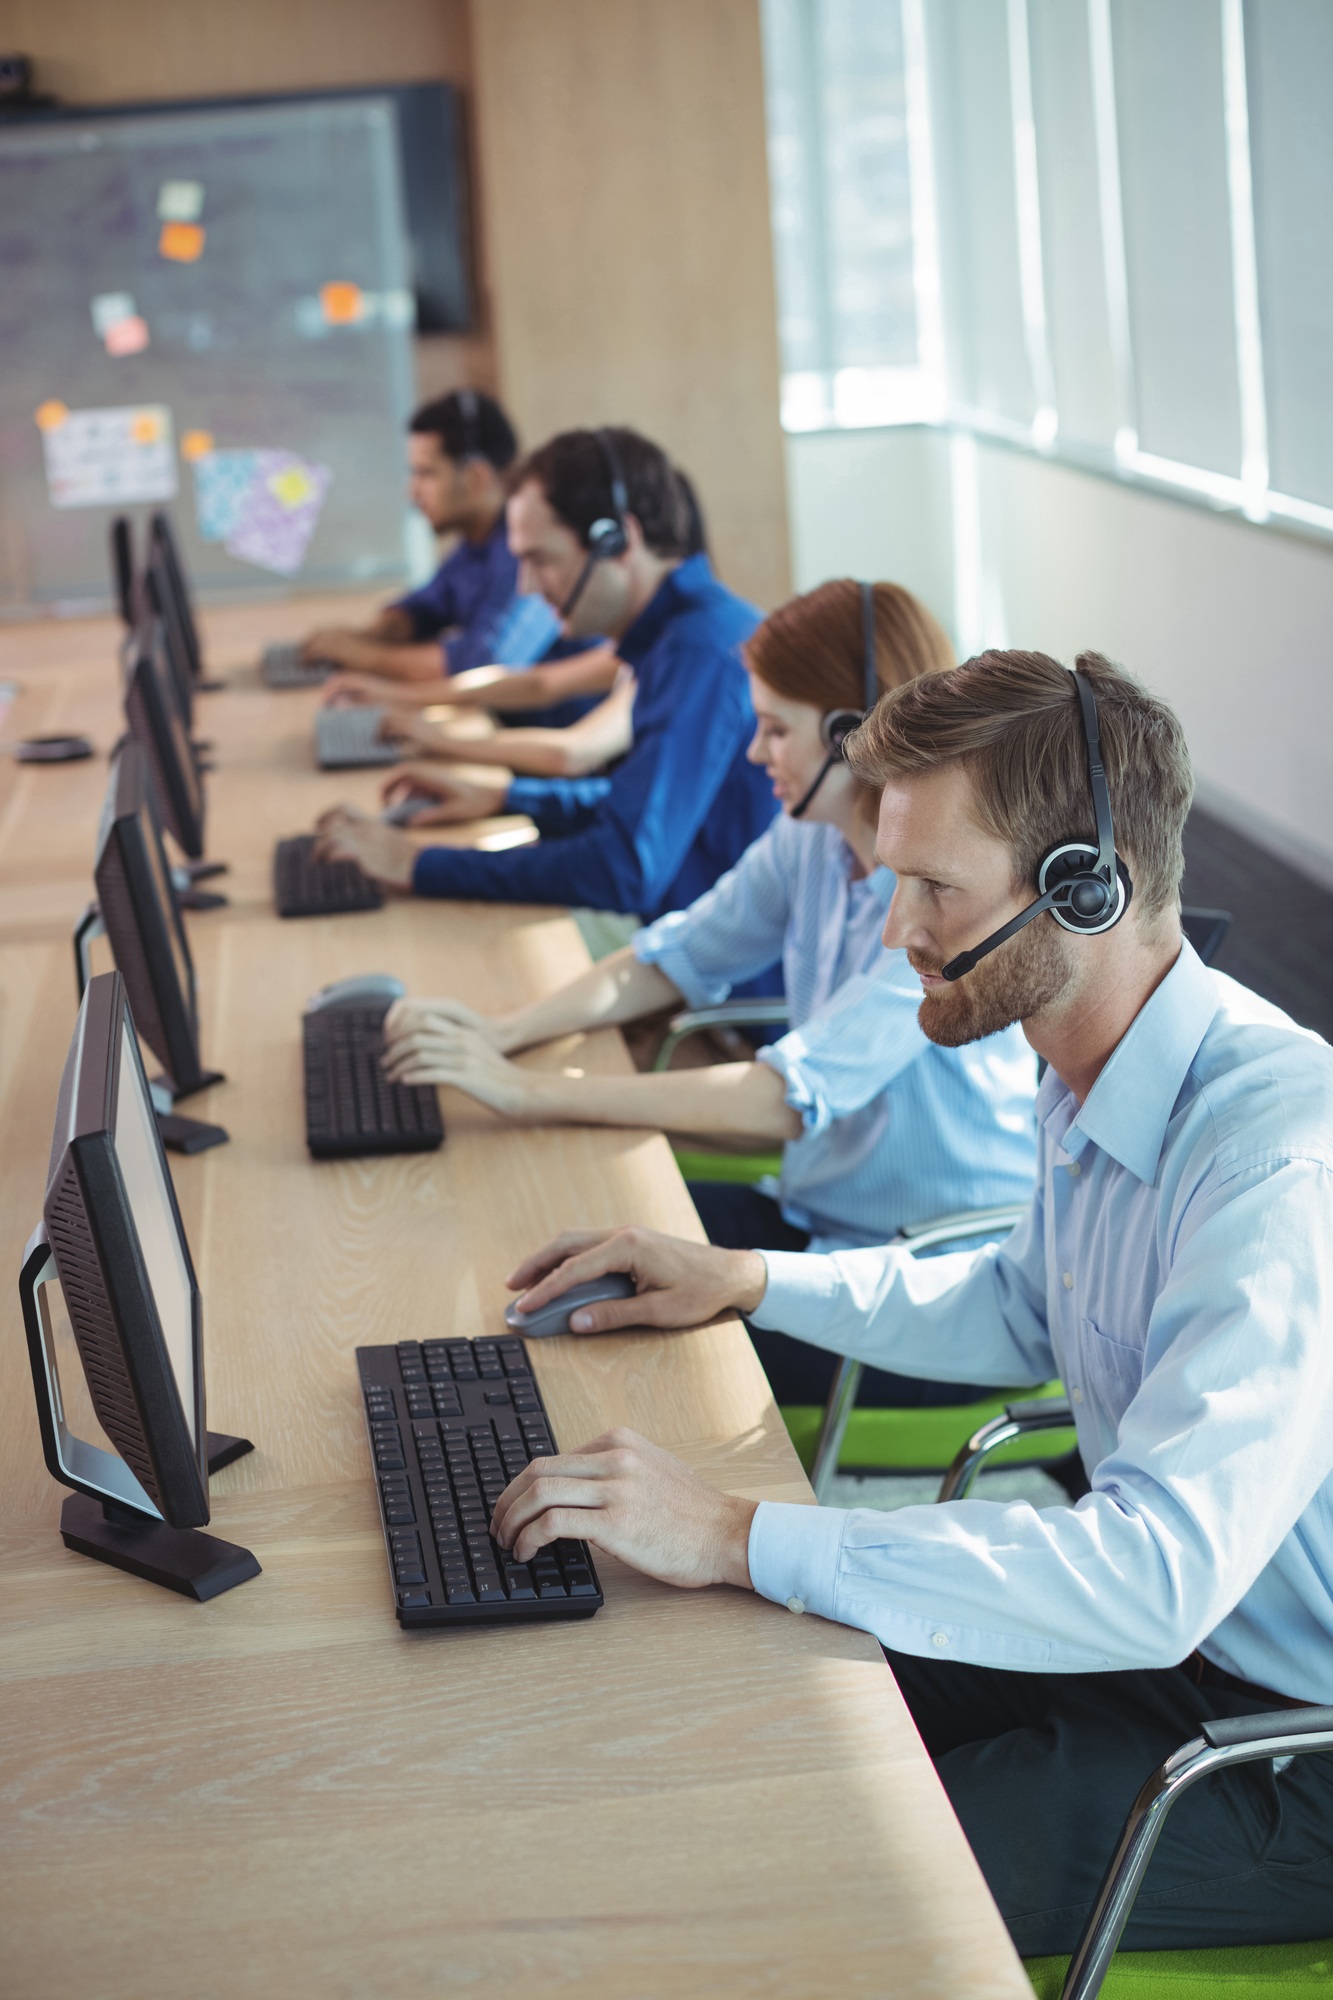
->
<box><xmin>197</xmin><ymin>678</ymin><xmax>228</xmax><ymax>694</ymax></box>
<box><xmin>156</xmin><ymin>1110</ymin><xmax>229</xmax><ymax>1154</ymax></box>
<box><xmin>182</xmin><ymin>858</ymin><xmax>229</xmax><ymax>882</ymax></box>
<box><xmin>168</xmin><ymin>1067</ymin><xmax>227</xmax><ymax>1103</ymax></box>
<box><xmin>61</xmin><ymin>1493</ymin><xmax>261</xmax><ymax>1600</ymax></box>
<box><xmin>177</xmin><ymin>886</ymin><xmax>229</xmax><ymax>912</ymax></box>
<box><xmin>206</xmin><ymin>1430</ymin><xmax>255</xmax><ymax>1475</ymax></box>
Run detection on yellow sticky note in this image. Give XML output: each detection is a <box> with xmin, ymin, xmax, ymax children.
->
<box><xmin>131</xmin><ymin>410</ymin><xmax>163</xmax><ymax>445</ymax></box>
<box><xmin>181</xmin><ymin>429</ymin><xmax>215</xmax><ymax>462</ymax></box>
<box><xmin>319</xmin><ymin>280</ymin><xmax>364</xmax><ymax>326</ymax></box>
<box><xmin>268</xmin><ymin>466</ymin><xmax>315</xmax><ymax>510</ymax></box>
<box><xmin>159</xmin><ymin>221</ymin><xmax>206</xmax><ymax>264</ymax></box>
<box><xmin>34</xmin><ymin>400</ymin><xmax>69</xmax><ymax>432</ymax></box>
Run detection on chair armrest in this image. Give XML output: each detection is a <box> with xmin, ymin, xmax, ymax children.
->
<box><xmin>1203</xmin><ymin>1705</ymin><xmax>1333</xmax><ymax>1750</ymax></box>
<box><xmin>936</xmin><ymin>1398</ymin><xmax>1075</xmax><ymax>1503</ymax></box>
<box><xmin>895</xmin><ymin>1202</ymin><xmax>1029</xmax><ymax>1254</ymax></box>
<box><xmin>654</xmin><ymin>1000</ymin><xmax>790</xmax><ymax>1071</ymax></box>
<box><xmin>1061</xmin><ymin>1707</ymin><xmax>1333</xmax><ymax>2000</ymax></box>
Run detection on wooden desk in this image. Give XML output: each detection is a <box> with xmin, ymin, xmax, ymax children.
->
<box><xmin>0</xmin><ymin>604</ymin><xmax>1029</xmax><ymax>1999</ymax></box>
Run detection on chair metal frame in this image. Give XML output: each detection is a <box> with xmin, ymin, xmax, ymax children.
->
<box><xmin>808</xmin><ymin>1203</ymin><xmax>1033</xmax><ymax>1499</ymax></box>
<box><xmin>937</xmin><ymin>1400</ymin><xmax>1333</xmax><ymax>2000</ymax></box>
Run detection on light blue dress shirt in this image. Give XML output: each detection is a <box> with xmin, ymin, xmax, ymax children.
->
<box><xmin>746</xmin><ymin>940</ymin><xmax>1333</xmax><ymax>1703</ymax></box>
<box><xmin>634</xmin><ymin>815</ymin><xmax>1038</xmax><ymax>1249</ymax></box>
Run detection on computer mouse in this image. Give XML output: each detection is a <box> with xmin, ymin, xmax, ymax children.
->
<box><xmin>380</xmin><ymin>795</ymin><xmax>436</xmax><ymax>827</ymax></box>
<box><xmin>305</xmin><ymin>973</ymin><xmax>407</xmax><ymax>1014</ymax></box>
<box><xmin>504</xmin><ymin>1271</ymin><xmax>638</xmax><ymax>1338</ymax></box>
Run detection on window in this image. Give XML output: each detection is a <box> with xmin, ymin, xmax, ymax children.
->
<box><xmin>761</xmin><ymin>0</ymin><xmax>1333</xmax><ymax>539</ymax></box>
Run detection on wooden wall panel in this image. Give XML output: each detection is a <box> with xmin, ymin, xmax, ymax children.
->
<box><xmin>3</xmin><ymin>0</ymin><xmax>470</xmax><ymax>104</ymax></box>
<box><xmin>467</xmin><ymin>0</ymin><xmax>791</xmax><ymax>608</ymax></box>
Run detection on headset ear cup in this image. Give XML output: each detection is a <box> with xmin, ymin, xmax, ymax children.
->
<box><xmin>820</xmin><ymin>709</ymin><xmax>863</xmax><ymax>756</ymax></box>
<box><xmin>1039</xmin><ymin>842</ymin><xmax>1130</xmax><ymax>934</ymax></box>
<box><xmin>585</xmin><ymin>517</ymin><xmax>628</xmax><ymax>559</ymax></box>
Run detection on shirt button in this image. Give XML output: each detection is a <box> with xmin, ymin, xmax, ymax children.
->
<box><xmin>1062</xmin><ymin>1271</ymin><xmax>1074</xmax><ymax>1289</ymax></box>
<box><xmin>1067</xmin><ymin>1161</ymin><xmax>1082</xmax><ymax>1178</ymax></box>
<box><xmin>1072</xmin><ymin>1386</ymin><xmax>1084</xmax><ymax>1404</ymax></box>
<box><xmin>932</xmin><ymin>1631</ymin><xmax>949</xmax><ymax>1648</ymax></box>
<box><xmin>786</xmin><ymin>1596</ymin><xmax>806</xmax><ymax>1615</ymax></box>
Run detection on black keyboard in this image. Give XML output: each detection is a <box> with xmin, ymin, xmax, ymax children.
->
<box><xmin>303</xmin><ymin>1004</ymin><xmax>444</xmax><ymax>1158</ymax></box>
<box><xmin>358</xmin><ymin>1338</ymin><xmax>604</xmax><ymax>1628</ymax></box>
<box><xmin>274</xmin><ymin>835</ymin><xmax>383</xmax><ymax>918</ymax></box>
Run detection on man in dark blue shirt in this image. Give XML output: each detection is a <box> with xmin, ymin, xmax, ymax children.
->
<box><xmin>313</xmin><ymin>427</ymin><xmax>779</xmax><ymax>920</ymax></box>
<box><xmin>300</xmin><ymin>390</ymin><xmax>563</xmax><ymax>686</ymax></box>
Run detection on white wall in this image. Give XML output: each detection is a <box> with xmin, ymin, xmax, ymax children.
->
<box><xmin>786</xmin><ymin>426</ymin><xmax>1333</xmax><ymax>887</ymax></box>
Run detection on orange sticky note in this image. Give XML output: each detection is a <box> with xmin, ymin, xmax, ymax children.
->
<box><xmin>34</xmin><ymin>400</ymin><xmax>69</xmax><ymax>432</ymax></box>
<box><xmin>159</xmin><ymin>221</ymin><xmax>206</xmax><ymax>264</ymax></box>
<box><xmin>181</xmin><ymin>429</ymin><xmax>215</xmax><ymax>462</ymax></box>
<box><xmin>320</xmin><ymin>280</ymin><xmax>364</xmax><ymax>326</ymax></box>
<box><xmin>131</xmin><ymin>411</ymin><xmax>163</xmax><ymax>445</ymax></box>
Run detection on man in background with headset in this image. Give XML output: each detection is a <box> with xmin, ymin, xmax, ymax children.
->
<box><xmin>314</xmin><ymin>426</ymin><xmax>778</xmax><ymax>924</ymax></box>
<box><xmin>487</xmin><ymin>650</ymin><xmax>1333</xmax><ymax>1957</ymax></box>
<box><xmin>298</xmin><ymin>390</ymin><xmax>608</xmax><ymax>708</ymax></box>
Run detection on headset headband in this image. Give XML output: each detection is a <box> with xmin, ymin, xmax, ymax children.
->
<box><xmin>940</xmin><ymin>665</ymin><xmax>1132</xmax><ymax>980</ymax></box>
<box><xmin>591</xmin><ymin>428</ymin><xmax>630</xmax><ymax>541</ymax></box>
<box><xmin>454</xmin><ymin>388</ymin><xmax>480</xmax><ymax>460</ymax></box>
<box><xmin>860</xmin><ymin>580</ymin><xmax>878</xmax><ymax>714</ymax></box>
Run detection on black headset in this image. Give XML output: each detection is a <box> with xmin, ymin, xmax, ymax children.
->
<box><xmin>453</xmin><ymin>388</ymin><xmax>481</xmax><ymax>460</ymax></box>
<box><xmin>941</xmin><ymin>666</ymin><xmax>1133</xmax><ymax>981</ymax></box>
<box><xmin>791</xmin><ymin>581</ymin><xmax>880</xmax><ymax>820</ymax></box>
<box><xmin>560</xmin><ymin>429</ymin><xmax>631</xmax><ymax>618</ymax></box>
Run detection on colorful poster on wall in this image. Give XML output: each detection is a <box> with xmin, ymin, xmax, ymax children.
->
<box><xmin>192</xmin><ymin>448</ymin><xmax>262</xmax><ymax>541</ymax></box>
<box><xmin>223</xmin><ymin>451</ymin><xmax>332</xmax><ymax>574</ymax></box>
<box><xmin>38</xmin><ymin>404</ymin><xmax>177</xmax><ymax>509</ymax></box>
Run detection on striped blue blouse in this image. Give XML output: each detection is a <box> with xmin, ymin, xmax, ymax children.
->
<box><xmin>633</xmin><ymin>815</ymin><xmax>1038</xmax><ymax>1250</ymax></box>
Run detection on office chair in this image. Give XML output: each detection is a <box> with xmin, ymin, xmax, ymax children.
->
<box><xmin>936</xmin><ymin>1410</ymin><xmax>1333</xmax><ymax>2000</ymax></box>
<box><xmin>654</xmin><ymin>908</ymin><xmax>1232</xmax><ymax>1496</ymax></box>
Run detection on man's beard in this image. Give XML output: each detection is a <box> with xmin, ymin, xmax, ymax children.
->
<box><xmin>911</xmin><ymin>915</ymin><xmax>1076</xmax><ymax>1047</ymax></box>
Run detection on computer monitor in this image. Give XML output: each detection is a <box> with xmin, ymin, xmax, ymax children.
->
<box><xmin>148</xmin><ymin>511</ymin><xmax>216</xmax><ymax>691</ymax></box>
<box><xmin>18</xmin><ymin>969</ymin><xmax>257</xmax><ymax>1598</ymax></box>
<box><xmin>123</xmin><ymin>619</ymin><xmax>206</xmax><ymax>861</ymax></box>
<box><xmin>144</xmin><ymin>545</ymin><xmax>195</xmax><ymax>729</ymax></box>
<box><xmin>109</xmin><ymin>516</ymin><xmax>136</xmax><ymax>627</ymax></box>
<box><xmin>80</xmin><ymin>742</ymin><xmax>228</xmax><ymax>1152</ymax></box>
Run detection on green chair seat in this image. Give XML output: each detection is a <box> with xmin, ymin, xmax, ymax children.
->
<box><xmin>672</xmin><ymin>1145</ymin><xmax>784</xmax><ymax>1186</ymax></box>
<box><xmin>1025</xmin><ymin>1936</ymin><xmax>1333</xmax><ymax>1997</ymax></box>
<box><xmin>782</xmin><ymin>1381</ymin><xmax>1077</xmax><ymax>1476</ymax></box>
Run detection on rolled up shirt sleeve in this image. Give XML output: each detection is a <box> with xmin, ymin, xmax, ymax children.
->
<box><xmin>758</xmin><ymin>961</ymin><xmax>931</xmax><ymax>1137</ymax></box>
<box><xmin>632</xmin><ymin>825</ymin><xmax>793</xmax><ymax>1008</ymax></box>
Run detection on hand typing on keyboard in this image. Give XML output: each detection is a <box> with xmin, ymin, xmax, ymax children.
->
<box><xmin>491</xmin><ymin>1427</ymin><xmax>758</xmax><ymax>1592</ymax></box>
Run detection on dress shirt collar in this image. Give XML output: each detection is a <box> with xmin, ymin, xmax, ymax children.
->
<box><xmin>1036</xmin><ymin>937</ymin><xmax>1218</xmax><ymax>1183</ymax></box>
<box><xmin>617</xmin><ymin>552</ymin><xmax>711</xmax><ymax>665</ymax></box>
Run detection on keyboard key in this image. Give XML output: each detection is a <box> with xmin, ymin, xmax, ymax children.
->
<box><xmin>444</xmin><ymin>1582</ymin><xmax>476</xmax><ymax>1605</ymax></box>
<box><xmin>398</xmin><ymin>1589</ymin><xmax>432</xmax><ymax>1609</ymax></box>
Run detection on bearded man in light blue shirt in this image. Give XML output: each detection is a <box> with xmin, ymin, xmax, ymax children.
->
<box><xmin>489</xmin><ymin>649</ymin><xmax>1333</xmax><ymax>1957</ymax></box>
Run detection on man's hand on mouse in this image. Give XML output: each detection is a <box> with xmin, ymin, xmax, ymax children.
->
<box><xmin>378</xmin><ymin>766</ymin><xmax>510</xmax><ymax>827</ymax></box>
<box><xmin>490</xmin><ymin>1426</ymin><xmax>757</xmax><ymax>1591</ymax></box>
<box><xmin>381</xmin><ymin>1013</ymin><xmax>534</xmax><ymax>1113</ymax></box>
<box><xmin>311</xmin><ymin>806</ymin><xmax>416</xmax><ymax>889</ymax></box>
<box><xmin>506</xmin><ymin>1226</ymin><xmax>768</xmax><ymax>1334</ymax></box>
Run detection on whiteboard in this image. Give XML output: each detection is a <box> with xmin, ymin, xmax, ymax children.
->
<box><xmin>0</xmin><ymin>95</ymin><xmax>417</xmax><ymax>612</ymax></box>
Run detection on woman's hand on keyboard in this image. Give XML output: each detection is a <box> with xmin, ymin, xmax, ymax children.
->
<box><xmin>490</xmin><ymin>1427</ymin><xmax>757</xmax><ymax>1591</ymax></box>
<box><xmin>506</xmin><ymin>1226</ymin><xmax>768</xmax><ymax>1331</ymax></box>
<box><xmin>381</xmin><ymin>1013</ymin><xmax>534</xmax><ymax>1114</ymax></box>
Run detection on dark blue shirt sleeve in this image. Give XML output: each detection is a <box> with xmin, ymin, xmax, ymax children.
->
<box><xmin>410</xmin><ymin>629</ymin><xmax>755</xmax><ymax>913</ymax></box>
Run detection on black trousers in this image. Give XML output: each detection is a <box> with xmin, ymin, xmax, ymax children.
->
<box><xmin>886</xmin><ymin>1650</ymin><xmax>1333</xmax><ymax>1956</ymax></box>
<box><xmin>687</xmin><ymin>1180</ymin><xmax>995</xmax><ymax>1409</ymax></box>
